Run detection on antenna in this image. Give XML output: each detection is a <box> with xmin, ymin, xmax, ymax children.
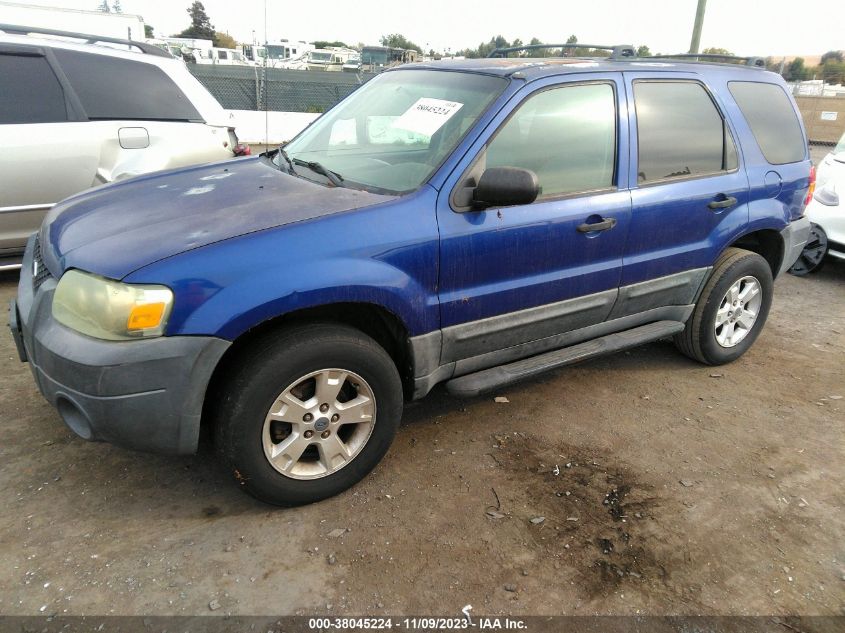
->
<box><xmin>264</xmin><ymin>0</ymin><xmax>268</xmax><ymax>151</ymax></box>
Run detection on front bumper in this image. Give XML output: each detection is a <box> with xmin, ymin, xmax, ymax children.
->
<box><xmin>778</xmin><ymin>216</ymin><xmax>812</xmax><ymax>277</ymax></box>
<box><xmin>12</xmin><ymin>235</ymin><xmax>230</xmax><ymax>455</ymax></box>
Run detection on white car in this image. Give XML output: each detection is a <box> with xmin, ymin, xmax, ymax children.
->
<box><xmin>816</xmin><ymin>132</ymin><xmax>845</xmax><ymax>189</ymax></box>
<box><xmin>789</xmin><ymin>174</ymin><xmax>844</xmax><ymax>275</ymax></box>
<box><xmin>0</xmin><ymin>25</ymin><xmax>247</xmax><ymax>268</ymax></box>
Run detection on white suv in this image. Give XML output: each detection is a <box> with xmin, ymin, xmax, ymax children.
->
<box><xmin>0</xmin><ymin>25</ymin><xmax>245</xmax><ymax>267</ymax></box>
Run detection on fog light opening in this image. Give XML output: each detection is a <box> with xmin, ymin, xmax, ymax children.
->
<box><xmin>56</xmin><ymin>396</ymin><xmax>94</xmax><ymax>441</ymax></box>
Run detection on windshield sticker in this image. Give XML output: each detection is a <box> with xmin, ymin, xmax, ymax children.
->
<box><xmin>391</xmin><ymin>98</ymin><xmax>464</xmax><ymax>138</ymax></box>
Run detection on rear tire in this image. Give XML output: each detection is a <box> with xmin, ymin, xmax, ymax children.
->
<box><xmin>788</xmin><ymin>223</ymin><xmax>827</xmax><ymax>276</ymax></box>
<box><xmin>214</xmin><ymin>323</ymin><xmax>403</xmax><ymax>506</ymax></box>
<box><xmin>674</xmin><ymin>248</ymin><xmax>773</xmax><ymax>365</ymax></box>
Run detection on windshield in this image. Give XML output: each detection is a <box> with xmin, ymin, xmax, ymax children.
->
<box><xmin>281</xmin><ymin>70</ymin><xmax>507</xmax><ymax>193</ymax></box>
<box><xmin>266</xmin><ymin>45</ymin><xmax>288</xmax><ymax>59</ymax></box>
<box><xmin>311</xmin><ymin>52</ymin><xmax>333</xmax><ymax>61</ymax></box>
<box><xmin>363</xmin><ymin>49</ymin><xmax>388</xmax><ymax>65</ymax></box>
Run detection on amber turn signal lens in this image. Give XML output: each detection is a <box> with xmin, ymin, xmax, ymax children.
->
<box><xmin>127</xmin><ymin>302</ymin><xmax>166</xmax><ymax>331</ymax></box>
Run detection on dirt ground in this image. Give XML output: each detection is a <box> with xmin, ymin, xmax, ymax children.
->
<box><xmin>0</xmin><ymin>259</ymin><xmax>843</xmax><ymax>618</ymax></box>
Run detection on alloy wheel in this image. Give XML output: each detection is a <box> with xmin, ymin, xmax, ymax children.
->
<box><xmin>714</xmin><ymin>275</ymin><xmax>763</xmax><ymax>348</ymax></box>
<box><xmin>262</xmin><ymin>369</ymin><xmax>376</xmax><ymax>480</ymax></box>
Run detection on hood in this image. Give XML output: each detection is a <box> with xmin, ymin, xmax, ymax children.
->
<box><xmin>43</xmin><ymin>157</ymin><xmax>395</xmax><ymax>280</ymax></box>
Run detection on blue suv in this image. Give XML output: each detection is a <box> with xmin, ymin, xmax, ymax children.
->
<box><xmin>10</xmin><ymin>47</ymin><xmax>812</xmax><ymax>506</ymax></box>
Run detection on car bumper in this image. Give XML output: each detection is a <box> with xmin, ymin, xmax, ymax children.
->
<box><xmin>11</xmin><ymin>235</ymin><xmax>230</xmax><ymax>455</ymax></box>
<box><xmin>778</xmin><ymin>216</ymin><xmax>812</xmax><ymax>277</ymax></box>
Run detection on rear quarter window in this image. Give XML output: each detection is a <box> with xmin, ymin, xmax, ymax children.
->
<box><xmin>53</xmin><ymin>49</ymin><xmax>203</xmax><ymax>122</ymax></box>
<box><xmin>729</xmin><ymin>81</ymin><xmax>806</xmax><ymax>165</ymax></box>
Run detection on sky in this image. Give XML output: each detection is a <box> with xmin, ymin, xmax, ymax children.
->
<box><xmin>7</xmin><ymin>0</ymin><xmax>844</xmax><ymax>57</ymax></box>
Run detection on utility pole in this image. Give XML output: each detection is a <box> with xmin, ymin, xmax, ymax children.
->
<box><xmin>689</xmin><ymin>0</ymin><xmax>707</xmax><ymax>54</ymax></box>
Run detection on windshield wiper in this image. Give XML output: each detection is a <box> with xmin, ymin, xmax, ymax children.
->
<box><xmin>292</xmin><ymin>157</ymin><xmax>344</xmax><ymax>187</ymax></box>
<box><xmin>276</xmin><ymin>146</ymin><xmax>294</xmax><ymax>173</ymax></box>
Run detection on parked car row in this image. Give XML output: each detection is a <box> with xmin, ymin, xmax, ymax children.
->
<box><xmin>0</xmin><ymin>24</ymin><xmax>248</xmax><ymax>268</ymax></box>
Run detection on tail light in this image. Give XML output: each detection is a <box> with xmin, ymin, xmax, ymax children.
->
<box><xmin>804</xmin><ymin>164</ymin><xmax>816</xmax><ymax>207</ymax></box>
<box><xmin>227</xmin><ymin>127</ymin><xmax>250</xmax><ymax>156</ymax></box>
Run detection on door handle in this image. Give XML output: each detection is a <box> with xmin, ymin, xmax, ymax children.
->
<box><xmin>577</xmin><ymin>217</ymin><xmax>617</xmax><ymax>233</ymax></box>
<box><xmin>707</xmin><ymin>196</ymin><xmax>737</xmax><ymax>210</ymax></box>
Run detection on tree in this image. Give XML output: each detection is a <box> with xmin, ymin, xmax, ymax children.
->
<box><xmin>636</xmin><ymin>45</ymin><xmax>652</xmax><ymax>57</ymax></box>
<box><xmin>820</xmin><ymin>50</ymin><xmax>844</xmax><ymax>64</ymax></box>
<box><xmin>379</xmin><ymin>33</ymin><xmax>422</xmax><ymax>53</ymax></box>
<box><xmin>820</xmin><ymin>61</ymin><xmax>845</xmax><ymax>84</ymax></box>
<box><xmin>144</xmin><ymin>24</ymin><xmax>154</xmax><ymax>38</ymax></box>
<box><xmin>214</xmin><ymin>32</ymin><xmax>237</xmax><ymax>48</ymax></box>
<box><xmin>786</xmin><ymin>57</ymin><xmax>807</xmax><ymax>81</ymax></box>
<box><xmin>311</xmin><ymin>40</ymin><xmax>349</xmax><ymax>49</ymax></box>
<box><xmin>528</xmin><ymin>36</ymin><xmax>547</xmax><ymax>58</ymax></box>
<box><xmin>97</xmin><ymin>0</ymin><xmax>110</xmax><ymax>12</ymax></box>
<box><xmin>176</xmin><ymin>1</ymin><xmax>215</xmax><ymax>41</ymax></box>
<box><xmin>701</xmin><ymin>47</ymin><xmax>734</xmax><ymax>56</ymax></box>
<box><xmin>112</xmin><ymin>0</ymin><xmax>121</xmax><ymax>12</ymax></box>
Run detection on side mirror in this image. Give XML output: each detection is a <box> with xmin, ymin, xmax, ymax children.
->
<box><xmin>814</xmin><ymin>185</ymin><xmax>840</xmax><ymax>207</ymax></box>
<box><xmin>473</xmin><ymin>167</ymin><xmax>539</xmax><ymax>209</ymax></box>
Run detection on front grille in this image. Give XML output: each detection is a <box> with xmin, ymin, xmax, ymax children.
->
<box><xmin>32</xmin><ymin>236</ymin><xmax>51</xmax><ymax>290</ymax></box>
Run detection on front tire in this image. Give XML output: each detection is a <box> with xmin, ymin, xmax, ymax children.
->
<box><xmin>214</xmin><ymin>323</ymin><xmax>403</xmax><ymax>506</ymax></box>
<box><xmin>674</xmin><ymin>248</ymin><xmax>773</xmax><ymax>365</ymax></box>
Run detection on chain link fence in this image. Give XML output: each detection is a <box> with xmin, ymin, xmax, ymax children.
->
<box><xmin>187</xmin><ymin>65</ymin><xmax>377</xmax><ymax>113</ymax></box>
<box><xmin>187</xmin><ymin>64</ymin><xmax>845</xmax><ymax>149</ymax></box>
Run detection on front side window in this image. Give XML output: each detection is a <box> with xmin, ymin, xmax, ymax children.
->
<box><xmin>634</xmin><ymin>80</ymin><xmax>737</xmax><ymax>183</ymax></box>
<box><xmin>282</xmin><ymin>70</ymin><xmax>507</xmax><ymax>193</ymax></box>
<box><xmin>0</xmin><ymin>53</ymin><xmax>68</xmax><ymax>124</ymax></box>
<box><xmin>484</xmin><ymin>83</ymin><xmax>617</xmax><ymax>198</ymax></box>
<box><xmin>729</xmin><ymin>81</ymin><xmax>806</xmax><ymax>165</ymax></box>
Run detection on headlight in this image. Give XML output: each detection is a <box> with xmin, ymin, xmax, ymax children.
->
<box><xmin>52</xmin><ymin>270</ymin><xmax>173</xmax><ymax>340</ymax></box>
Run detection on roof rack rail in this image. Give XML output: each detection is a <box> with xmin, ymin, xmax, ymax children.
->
<box><xmin>489</xmin><ymin>43</ymin><xmax>636</xmax><ymax>60</ymax></box>
<box><xmin>0</xmin><ymin>24</ymin><xmax>172</xmax><ymax>58</ymax></box>
<box><xmin>650</xmin><ymin>53</ymin><xmax>766</xmax><ymax>68</ymax></box>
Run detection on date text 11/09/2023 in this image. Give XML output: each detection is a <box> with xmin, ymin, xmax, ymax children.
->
<box><xmin>307</xmin><ymin>617</ymin><xmax>528</xmax><ymax>630</ymax></box>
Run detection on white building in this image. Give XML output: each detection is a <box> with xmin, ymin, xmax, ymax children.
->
<box><xmin>0</xmin><ymin>1</ymin><xmax>146</xmax><ymax>41</ymax></box>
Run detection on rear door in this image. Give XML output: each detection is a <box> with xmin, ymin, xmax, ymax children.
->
<box><xmin>620</xmin><ymin>72</ymin><xmax>750</xmax><ymax>299</ymax></box>
<box><xmin>51</xmin><ymin>49</ymin><xmax>227</xmax><ymax>181</ymax></box>
<box><xmin>0</xmin><ymin>45</ymin><xmax>98</xmax><ymax>255</ymax></box>
<box><xmin>436</xmin><ymin>73</ymin><xmax>632</xmax><ymax>364</ymax></box>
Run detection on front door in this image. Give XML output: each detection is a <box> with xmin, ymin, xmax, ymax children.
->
<box><xmin>436</xmin><ymin>74</ymin><xmax>632</xmax><ymax>364</ymax></box>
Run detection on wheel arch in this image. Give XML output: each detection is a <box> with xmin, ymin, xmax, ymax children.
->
<box><xmin>201</xmin><ymin>301</ymin><xmax>416</xmax><ymax>439</ymax></box>
<box><xmin>726</xmin><ymin>228</ymin><xmax>785</xmax><ymax>278</ymax></box>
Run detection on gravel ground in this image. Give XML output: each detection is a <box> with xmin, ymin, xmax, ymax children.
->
<box><xmin>0</xmin><ymin>258</ymin><xmax>843</xmax><ymax>618</ymax></box>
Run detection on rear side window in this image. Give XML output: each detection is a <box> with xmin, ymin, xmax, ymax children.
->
<box><xmin>634</xmin><ymin>80</ymin><xmax>738</xmax><ymax>183</ymax></box>
<box><xmin>485</xmin><ymin>83</ymin><xmax>617</xmax><ymax>197</ymax></box>
<box><xmin>729</xmin><ymin>81</ymin><xmax>805</xmax><ymax>164</ymax></box>
<box><xmin>0</xmin><ymin>53</ymin><xmax>68</xmax><ymax>124</ymax></box>
<box><xmin>53</xmin><ymin>49</ymin><xmax>203</xmax><ymax>122</ymax></box>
